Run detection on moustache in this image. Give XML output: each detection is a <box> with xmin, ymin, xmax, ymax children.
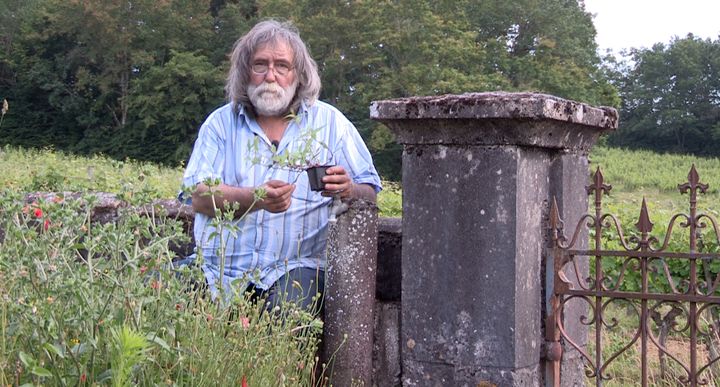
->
<box><xmin>254</xmin><ymin>82</ymin><xmax>284</xmax><ymax>96</ymax></box>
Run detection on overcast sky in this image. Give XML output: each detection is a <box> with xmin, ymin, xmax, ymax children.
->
<box><xmin>583</xmin><ymin>0</ymin><xmax>720</xmax><ymax>53</ymax></box>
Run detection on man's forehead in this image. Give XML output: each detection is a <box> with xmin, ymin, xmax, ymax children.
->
<box><xmin>254</xmin><ymin>39</ymin><xmax>294</xmax><ymax>59</ymax></box>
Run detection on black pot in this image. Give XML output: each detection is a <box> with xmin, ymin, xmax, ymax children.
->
<box><xmin>306</xmin><ymin>165</ymin><xmax>333</xmax><ymax>191</ymax></box>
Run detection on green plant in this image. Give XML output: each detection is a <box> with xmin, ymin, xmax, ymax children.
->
<box><xmin>109</xmin><ymin>326</ymin><xmax>149</xmax><ymax>387</ymax></box>
<box><xmin>0</xmin><ymin>179</ymin><xmax>324</xmax><ymax>385</ymax></box>
<box><xmin>246</xmin><ymin>114</ymin><xmax>335</xmax><ymax>183</ymax></box>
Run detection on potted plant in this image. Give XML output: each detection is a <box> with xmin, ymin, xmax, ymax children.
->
<box><xmin>247</xmin><ymin>113</ymin><xmax>336</xmax><ymax>191</ymax></box>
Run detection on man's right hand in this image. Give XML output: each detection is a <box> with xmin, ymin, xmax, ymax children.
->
<box><xmin>257</xmin><ymin>180</ymin><xmax>295</xmax><ymax>213</ymax></box>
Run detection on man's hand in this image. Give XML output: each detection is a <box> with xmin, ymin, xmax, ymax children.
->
<box><xmin>321</xmin><ymin>166</ymin><xmax>376</xmax><ymax>202</ymax></box>
<box><xmin>321</xmin><ymin>166</ymin><xmax>353</xmax><ymax>198</ymax></box>
<box><xmin>257</xmin><ymin>180</ymin><xmax>295</xmax><ymax>213</ymax></box>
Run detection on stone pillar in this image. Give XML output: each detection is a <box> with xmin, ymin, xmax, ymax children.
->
<box><xmin>323</xmin><ymin>199</ymin><xmax>378</xmax><ymax>386</ymax></box>
<box><xmin>370</xmin><ymin>92</ymin><xmax>617</xmax><ymax>386</ymax></box>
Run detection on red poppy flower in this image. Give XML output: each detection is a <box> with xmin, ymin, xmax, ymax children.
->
<box><xmin>33</xmin><ymin>208</ymin><xmax>43</xmax><ymax>218</ymax></box>
<box><xmin>241</xmin><ymin>375</ymin><xmax>248</xmax><ymax>387</ymax></box>
<box><xmin>80</xmin><ymin>373</ymin><xmax>87</xmax><ymax>383</ymax></box>
<box><xmin>43</xmin><ymin>219</ymin><xmax>51</xmax><ymax>230</ymax></box>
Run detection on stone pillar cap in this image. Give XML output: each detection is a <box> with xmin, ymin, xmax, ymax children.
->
<box><xmin>370</xmin><ymin>92</ymin><xmax>618</xmax><ymax>130</ymax></box>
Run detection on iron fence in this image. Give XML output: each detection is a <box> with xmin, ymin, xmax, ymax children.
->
<box><xmin>547</xmin><ymin>165</ymin><xmax>720</xmax><ymax>386</ymax></box>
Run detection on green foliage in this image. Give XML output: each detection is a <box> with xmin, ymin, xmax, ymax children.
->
<box><xmin>0</xmin><ymin>145</ymin><xmax>184</xmax><ymax>197</ymax></box>
<box><xmin>109</xmin><ymin>326</ymin><xmax>149</xmax><ymax>387</ymax></box>
<box><xmin>608</xmin><ymin>35</ymin><xmax>720</xmax><ymax>156</ymax></box>
<box><xmin>589</xmin><ymin>146</ymin><xmax>720</xmax><ymax>295</ymax></box>
<box><xmin>125</xmin><ymin>50</ymin><xmax>225</xmax><ymax>165</ymax></box>
<box><xmin>1</xmin><ymin>0</ymin><xmax>618</xmax><ymax>181</ymax></box>
<box><xmin>0</xmin><ymin>184</ymin><xmax>324</xmax><ymax>385</ymax></box>
<box><xmin>377</xmin><ymin>181</ymin><xmax>402</xmax><ymax>218</ymax></box>
<box><xmin>591</xmin><ymin>146</ymin><xmax>720</xmax><ymax>195</ymax></box>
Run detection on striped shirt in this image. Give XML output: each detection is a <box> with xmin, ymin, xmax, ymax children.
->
<box><xmin>182</xmin><ymin>101</ymin><xmax>381</xmax><ymax>296</ymax></box>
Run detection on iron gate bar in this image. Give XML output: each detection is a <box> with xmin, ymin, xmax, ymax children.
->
<box><xmin>547</xmin><ymin>165</ymin><xmax>720</xmax><ymax>387</ymax></box>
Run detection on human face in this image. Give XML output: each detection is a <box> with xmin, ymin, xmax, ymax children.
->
<box><xmin>248</xmin><ymin>41</ymin><xmax>298</xmax><ymax>117</ymax></box>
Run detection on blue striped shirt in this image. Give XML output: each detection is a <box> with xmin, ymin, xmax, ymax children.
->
<box><xmin>182</xmin><ymin>101</ymin><xmax>381</xmax><ymax>295</ymax></box>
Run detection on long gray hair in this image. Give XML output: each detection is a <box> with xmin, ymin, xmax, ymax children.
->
<box><xmin>226</xmin><ymin>20</ymin><xmax>321</xmax><ymax>114</ymax></box>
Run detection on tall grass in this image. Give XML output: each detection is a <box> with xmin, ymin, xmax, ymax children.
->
<box><xmin>0</xmin><ymin>145</ymin><xmax>184</xmax><ymax>197</ymax></box>
<box><xmin>591</xmin><ymin>146</ymin><xmax>720</xmax><ymax>197</ymax></box>
<box><xmin>0</xmin><ymin>182</ymin><xmax>325</xmax><ymax>386</ymax></box>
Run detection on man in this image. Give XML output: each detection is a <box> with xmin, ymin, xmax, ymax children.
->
<box><xmin>181</xmin><ymin>20</ymin><xmax>381</xmax><ymax>311</ymax></box>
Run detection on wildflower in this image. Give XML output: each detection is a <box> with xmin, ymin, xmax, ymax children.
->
<box><xmin>241</xmin><ymin>375</ymin><xmax>248</xmax><ymax>387</ymax></box>
<box><xmin>240</xmin><ymin>317</ymin><xmax>250</xmax><ymax>329</ymax></box>
<box><xmin>79</xmin><ymin>373</ymin><xmax>86</xmax><ymax>383</ymax></box>
<box><xmin>139</xmin><ymin>266</ymin><xmax>148</xmax><ymax>274</ymax></box>
<box><xmin>43</xmin><ymin>218</ymin><xmax>50</xmax><ymax>231</ymax></box>
<box><xmin>150</xmin><ymin>280</ymin><xmax>161</xmax><ymax>290</ymax></box>
<box><xmin>70</xmin><ymin>338</ymin><xmax>80</xmax><ymax>346</ymax></box>
<box><xmin>175</xmin><ymin>303</ymin><xmax>183</xmax><ymax>311</ymax></box>
<box><xmin>33</xmin><ymin>208</ymin><xmax>43</xmax><ymax>218</ymax></box>
<box><xmin>206</xmin><ymin>314</ymin><xmax>214</xmax><ymax>322</ymax></box>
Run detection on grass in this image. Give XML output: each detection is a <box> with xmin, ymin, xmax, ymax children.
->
<box><xmin>0</xmin><ymin>145</ymin><xmax>404</xmax><ymax>217</ymax></box>
<box><xmin>0</xmin><ymin>145</ymin><xmax>184</xmax><ymax>198</ymax></box>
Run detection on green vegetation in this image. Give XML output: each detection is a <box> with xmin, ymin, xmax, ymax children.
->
<box><xmin>577</xmin><ymin>146</ymin><xmax>720</xmax><ymax>386</ymax></box>
<box><xmin>607</xmin><ymin>35</ymin><xmax>720</xmax><ymax>158</ymax></box>
<box><xmin>0</xmin><ymin>182</ymin><xmax>325</xmax><ymax>386</ymax></box>
<box><xmin>0</xmin><ymin>0</ymin><xmax>616</xmax><ymax>181</ymax></box>
<box><xmin>0</xmin><ymin>145</ymin><xmax>184</xmax><ymax>198</ymax></box>
<box><xmin>0</xmin><ymin>146</ymin><xmax>403</xmax><ymax>217</ymax></box>
<box><xmin>4</xmin><ymin>144</ymin><xmax>720</xmax><ymax>385</ymax></box>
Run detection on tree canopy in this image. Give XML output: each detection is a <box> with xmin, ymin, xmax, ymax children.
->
<box><xmin>607</xmin><ymin>34</ymin><xmax>720</xmax><ymax>155</ymax></box>
<box><xmin>0</xmin><ymin>0</ymin><xmax>618</xmax><ymax>180</ymax></box>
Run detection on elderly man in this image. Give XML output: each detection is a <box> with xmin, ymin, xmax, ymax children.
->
<box><xmin>181</xmin><ymin>20</ymin><xmax>381</xmax><ymax>311</ymax></box>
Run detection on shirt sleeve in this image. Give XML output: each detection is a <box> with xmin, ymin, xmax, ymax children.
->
<box><xmin>333</xmin><ymin>118</ymin><xmax>383</xmax><ymax>193</ymax></box>
<box><xmin>182</xmin><ymin>112</ymin><xmax>227</xmax><ymax>191</ymax></box>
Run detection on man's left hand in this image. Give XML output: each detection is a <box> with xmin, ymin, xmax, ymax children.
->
<box><xmin>321</xmin><ymin>166</ymin><xmax>353</xmax><ymax>199</ymax></box>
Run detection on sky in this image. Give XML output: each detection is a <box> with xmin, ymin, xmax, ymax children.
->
<box><xmin>583</xmin><ymin>0</ymin><xmax>720</xmax><ymax>53</ymax></box>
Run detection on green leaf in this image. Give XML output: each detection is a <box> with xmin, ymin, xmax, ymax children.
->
<box><xmin>31</xmin><ymin>366</ymin><xmax>53</xmax><ymax>378</ymax></box>
<box><xmin>18</xmin><ymin>351</ymin><xmax>34</xmax><ymax>367</ymax></box>
<box><xmin>96</xmin><ymin>369</ymin><xmax>113</xmax><ymax>382</ymax></box>
<box><xmin>146</xmin><ymin>334</ymin><xmax>171</xmax><ymax>351</ymax></box>
<box><xmin>43</xmin><ymin>342</ymin><xmax>65</xmax><ymax>359</ymax></box>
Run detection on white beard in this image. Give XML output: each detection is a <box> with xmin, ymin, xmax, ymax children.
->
<box><xmin>248</xmin><ymin>79</ymin><xmax>298</xmax><ymax>116</ymax></box>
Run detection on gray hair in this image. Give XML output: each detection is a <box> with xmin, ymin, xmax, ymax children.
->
<box><xmin>226</xmin><ymin>20</ymin><xmax>321</xmax><ymax>114</ymax></box>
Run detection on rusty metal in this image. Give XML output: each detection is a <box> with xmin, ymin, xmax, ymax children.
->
<box><xmin>547</xmin><ymin>165</ymin><xmax>720</xmax><ymax>386</ymax></box>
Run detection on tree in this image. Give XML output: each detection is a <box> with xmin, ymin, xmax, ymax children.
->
<box><xmin>1</xmin><ymin>0</ymin><xmax>619</xmax><ymax>179</ymax></box>
<box><xmin>609</xmin><ymin>35</ymin><xmax>720</xmax><ymax>155</ymax></box>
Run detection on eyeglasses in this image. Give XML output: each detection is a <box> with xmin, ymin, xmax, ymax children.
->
<box><xmin>251</xmin><ymin>62</ymin><xmax>294</xmax><ymax>76</ymax></box>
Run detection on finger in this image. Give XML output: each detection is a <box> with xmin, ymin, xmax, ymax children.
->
<box><xmin>264</xmin><ymin>183</ymin><xmax>294</xmax><ymax>198</ymax></box>
<box><xmin>322</xmin><ymin>173</ymin><xmax>350</xmax><ymax>185</ymax></box>
<box><xmin>265</xmin><ymin>179</ymin><xmax>290</xmax><ymax>188</ymax></box>
<box><xmin>325</xmin><ymin>166</ymin><xmax>346</xmax><ymax>176</ymax></box>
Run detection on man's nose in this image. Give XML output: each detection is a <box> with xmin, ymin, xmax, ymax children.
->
<box><xmin>264</xmin><ymin>67</ymin><xmax>277</xmax><ymax>82</ymax></box>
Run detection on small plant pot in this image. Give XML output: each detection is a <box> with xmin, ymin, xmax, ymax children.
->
<box><xmin>306</xmin><ymin>165</ymin><xmax>333</xmax><ymax>191</ymax></box>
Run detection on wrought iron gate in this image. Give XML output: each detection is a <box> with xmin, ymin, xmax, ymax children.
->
<box><xmin>547</xmin><ymin>166</ymin><xmax>720</xmax><ymax>386</ymax></box>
